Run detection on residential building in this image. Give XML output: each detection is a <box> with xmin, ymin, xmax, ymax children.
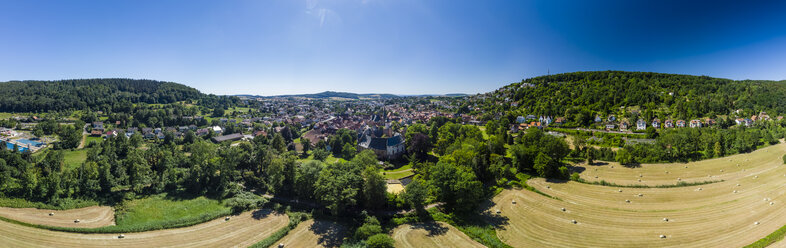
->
<box><xmin>636</xmin><ymin>119</ymin><xmax>646</xmax><ymax>130</ymax></box>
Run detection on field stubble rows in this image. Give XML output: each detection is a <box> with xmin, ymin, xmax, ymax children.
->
<box><xmin>493</xmin><ymin>142</ymin><xmax>786</xmax><ymax>247</ymax></box>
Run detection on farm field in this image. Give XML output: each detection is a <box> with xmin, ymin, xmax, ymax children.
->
<box><xmin>271</xmin><ymin>219</ymin><xmax>347</xmax><ymax>248</ymax></box>
<box><xmin>0</xmin><ymin>206</ymin><xmax>114</xmax><ymax>228</ymax></box>
<box><xmin>392</xmin><ymin>221</ymin><xmax>485</xmax><ymax>248</ymax></box>
<box><xmin>491</xmin><ymin>142</ymin><xmax>786</xmax><ymax>247</ymax></box>
<box><xmin>0</xmin><ymin>209</ymin><xmax>288</xmax><ymax>247</ymax></box>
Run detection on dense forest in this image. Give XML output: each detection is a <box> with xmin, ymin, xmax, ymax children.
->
<box><xmin>0</xmin><ymin>79</ymin><xmax>237</xmax><ymax>112</ymax></box>
<box><xmin>471</xmin><ymin>71</ymin><xmax>786</xmax><ymax>123</ymax></box>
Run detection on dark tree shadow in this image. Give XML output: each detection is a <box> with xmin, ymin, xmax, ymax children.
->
<box><xmin>407</xmin><ymin>222</ymin><xmax>449</xmax><ymax>236</ymax></box>
<box><xmin>310</xmin><ymin>220</ymin><xmax>347</xmax><ymax>248</ymax></box>
<box><xmin>251</xmin><ymin>209</ymin><xmax>275</xmax><ymax>219</ymax></box>
<box><xmin>476</xmin><ymin>198</ymin><xmax>510</xmax><ymax>230</ymax></box>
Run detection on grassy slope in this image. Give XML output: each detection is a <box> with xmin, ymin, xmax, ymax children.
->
<box><xmin>0</xmin><ymin>194</ymin><xmax>231</xmax><ymax>233</ymax></box>
<box><xmin>115</xmin><ymin>194</ymin><xmax>230</xmax><ymax>228</ymax></box>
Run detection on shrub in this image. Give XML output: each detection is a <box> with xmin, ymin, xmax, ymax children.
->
<box><xmin>366</xmin><ymin>234</ymin><xmax>395</xmax><ymax>248</ymax></box>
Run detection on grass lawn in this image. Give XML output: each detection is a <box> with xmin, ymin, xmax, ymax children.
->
<box><xmin>85</xmin><ymin>136</ymin><xmax>103</xmax><ymax>146</ymax></box>
<box><xmin>382</xmin><ymin>169</ymin><xmax>414</xmax><ymax>180</ymax></box>
<box><xmin>115</xmin><ymin>194</ymin><xmax>231</xmax><ymax>230</ymax></box>
<box><xmin>62</xmin><ymin>149</ymin><xmax>88</xmax><ymax>169</ymax></box>
<box><xmin>296</xmin><ymin>154</ymin><xmax>346</xmax><ymax>165</ymax></box>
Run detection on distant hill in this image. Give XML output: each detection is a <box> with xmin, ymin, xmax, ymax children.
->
<box><xmin>473</xmin><ymin>71</ymin><xmax>786</xmax><ymax>122</ymax></box>
<box><xmin>0</xmin><ymin>79</ymin><xmax>206</xmax><ymax>112</ymax></box>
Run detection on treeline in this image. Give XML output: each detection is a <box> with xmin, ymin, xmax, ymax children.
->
<box><xmin>473</xmin><ymin>71</ymin><xmax>786</xmax><ymax>123</ymax></box>
<box><xmin>0</xmin><ymin>79</ymin><xmax>238</xmax><ymax>113</ymax></box>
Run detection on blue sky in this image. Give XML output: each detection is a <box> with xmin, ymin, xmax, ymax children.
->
<box><xmin>1</xmin><ymin>0</ymin><xmax>785</xmax><ymax>95</ymax></box>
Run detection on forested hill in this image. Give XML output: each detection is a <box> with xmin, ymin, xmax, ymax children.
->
<box><xmin>473</xmin><ymin>71</ymin><xmax>786</xmax><ymax>121</ymax></box>
<box><xmin>0</xmin><ymin>79</ymin><xmax>207</xmax><ymax>112</ymax></box>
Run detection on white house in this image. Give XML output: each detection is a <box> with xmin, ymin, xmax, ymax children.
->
<box><xmin>636</xmin><ymin>119</ymin><xmax>646</xmax><ymax>130</ymax></box>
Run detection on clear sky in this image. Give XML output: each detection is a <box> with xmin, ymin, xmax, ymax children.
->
<box><xmin>1</xmin><ymin>0</ymin><xmax>785</xmax><ymax>96</ymax></box>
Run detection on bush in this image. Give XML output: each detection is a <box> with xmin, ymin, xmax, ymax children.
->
<box><xmin>366</xmin><ymin>234</ymin><xmax>395</xmax><ymax>248</ymax></box>
<box><xmin>355</xmin><ymin>216</ymin><xmax>383</xmax><ymax>240</ymax></box>
<box><xmin>570</xmin><ymin>172</ymin><xmax>581</xmax><ymax>182</ymax></box>
<box><xmin>225</xmin><ymin>191</ymin><xmax>268</xmax><ymax>214</ymax></box>
<box><xmin>783</xmin><ymin>154</ymin><xmax>786</xmax><ymax>164</ymax></box>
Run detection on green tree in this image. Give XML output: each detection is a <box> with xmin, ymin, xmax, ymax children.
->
<box><xmin>426</xmin><ymin>162</ymin><xmax>484</xmax><ymax>212</ymax></box>
<box><xmin>295</xmin><ymin>160</ymin><xmax>323</xmax><ymax>200</ymax></box>
<box><xmin>402</xmin><ymin>178</ymin><xmax>427</xmax><ymax>211</ymax></box>
<box><xmin>362</xmin><ymin>166</ymin><xmax>387</xmax><ymax>210</ymax></box>
<box><xmin>533</xmin><ymin>152</ymin><xmax>554</xmax><ymax>177</ymax></box>
<box><xmin>342</xmin><ymin>143</ymin><xmax>357</xmax><ymax>159</ymax></box>
<box><xmin>315</xmin><ymin>162</ymin><xmax>363</xmax><ymax>215</ymax></box>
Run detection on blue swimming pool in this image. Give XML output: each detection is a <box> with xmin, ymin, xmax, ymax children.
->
<box><xmin>15</xmin><ymin>139</ymin><xmax>43</xmax><ymax>147</ymax></box>
<box><xmin>4</xmin><ymin>142</ymin><xmax>29</xmax><ymax>152</ymax></box>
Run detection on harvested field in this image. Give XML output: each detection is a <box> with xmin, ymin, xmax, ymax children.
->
<box><xmin>271</xmin><ymin>219</ymin><xmax>347</xmax><ymax>248</ymax></box>
<box><xmin>393</xmin><ymin>221</ymin><xmax>484</xmax><ymax>248</ymax></box>
<box><xmin>0</xmin><ymin>209</ymin><xmax>288</xmax><ymax>248</ymax></box>
<box><xmin>493</xmin><ymin>142</ymin><xmax>786</xmax><ymax>247</ymax></box>
<box><xmin>0</xmin><ymin>206</ymin><xmax>114</xmax><ymax>228</ymax></box>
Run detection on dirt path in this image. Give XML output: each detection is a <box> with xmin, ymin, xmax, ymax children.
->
<box><xmin>492</xmin><ymin>142</ymin><xmax>786</xmax><ymax>247</ymax></box>
<box><xmin>0</xmin><ymin>206</ymin><xmax>115</xmax><ymax>228</ymax></box>
<box><xmin>392</xmin><ymin>221</ymin><xmax>484</xmax><ymax>248</ymax></box>
<box><xmin>271</xmin><ymin>219</ymin><xmax>347</xmax><ymax>248</ymax></box>
<box><xmin>0</xmin><ymin>209</ymin><xmax>288</xmax><ymax>248</ymax></box>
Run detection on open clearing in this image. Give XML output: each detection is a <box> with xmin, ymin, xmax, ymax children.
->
<box><xmin>0</xmin><ymin>209</ymin><xmax>288</xmax><ymax>247</ymax></box>
<box><xmin>392</xmin><ymin>221</ymin><xmax>484</xmax><ymax>248</ymax></box>
<box><xmin>0</xmin><ymin>206</ymin><xmax>114</xmax><ymax>228</ymax></box>
<box><xmin>271</xmin><ymin>219</ymin><xmax>347</xmax><ymax>248</ymax></box>
<box><xmin>492</xmin><ymin>142</ymin><xmax>786</xmax><ymax>247</ymax></box>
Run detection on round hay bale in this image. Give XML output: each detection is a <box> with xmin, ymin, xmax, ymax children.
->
<box><xmin>698</xmin><ymin>188</ymin><xmax>702</xmax><ymax>191</ymax></box>
<box><xmin>637</xmin><ymin>179</ymin><xmax>641</xmax><ymax>182</ymax></box>
<box><xmin>48</xmin><ymin>212</ymin><xmax>54</xmax><ymax>216</ymax></box>
<box><xmin>755</xmin><ymin>176</ymin><xmax>759</xmax><ymax>179</ymax></box>
<box><xmin>755</xmin><ymin>221</ymin><xmax>760</xmax><ymax>225</ymax></box>
<box><xmin>685</xmin><ymin>166</ymin><xmax>688</xmax><ymax>168</ymax></box>
<box><xmin>571</xmin><ymin>220</ymin><xmax>577</xmax><ymax>224</ymax></box>
<box><xmin>764</xmin><ymin>198</ymin><xmax>768</xmax><ymax>201</ymax></box>
<box><xmin>279</xmin><ymin>243</ymin><xmax>285</xmax><ymax>248</ymax></box>
<box><xmin>737</xmin><ymin>184</ymin><xmax>740</xmax><ymax>186</ymax></box>
<box><xmin>665</xmin><ymin>171</ymin><xmax>669</xmax><ymax>174</ymax></box>
<box><xmin>594</xmin><ymin>176</ymin><xmax>598</xmax><ymax>178</ymax></box>
<box><xmin>637</xmin><ymin>193</ymin><xmax>643</xmax><ymax>197</ymax></box>
<box><xmin>74</xmin><ymin>219</ymin><xmax>80</xmax><ymax>223</ymax></box>
<box><xmin>561</xmin><ymin>207</ymin><xmax>566</xmax><ymax>211</ymax></box>
<box><xmin>118</xmin><ymin>234</ymin><xmax>125</xmax><ymax>239</ymax></box>
<box><xmin>771</xmin><ymin>202</ymin><xmax>775</xmax><ymax>205</ymax></box>
<box><xmin>677</xmin><ymin>178</ymin><xmax>681</xmax><ymax>181</ymax></box>
<box><xmin>733</xmin><ymin>190</ymin><xmax>738</xmax><ymax>193</ymax></box>
<box><xmin>663</xmin><ymin>218</ymin><xmax>669</xmax><ymax>222</ymax></box>
<box><xmin>625</xmin><ymin>199</ymin><xmax>630</xmax><ymax>203</ymax></box>
<box><xmin>496</xmin><ymin>209</ymin><xmax>501</xmax><ymax>214</ymax></box>
<box><xmin>660</xmin><ymin>234</ymin><xmax>666</xmax><ymax>239</ymax></box>
<box><xmin>225</xmin><ymin>217</ymin><xmax>230</xmax><ymax>221</ymax></box>
<box><xmin>720</xmin><ymin>169</ymin><xmax>723</xmax><ymax>172</ymax></box>
<box><xmin>618</xmin><ymin>189</ymin><xmax>622</xmax><ymax>192</ymax></box>
<box><xmin>639</xmin><ymin>174</ymin><xmax>642</xmax><ymax>177</ymax></box>
<box><xmin>512</xmin><ymin>200</ymin><xmax>516</xmax><ymax>204</ymax></box>
<box><xmin>546</xmin><ymin>185</ymin><xmax>550</xmax><ymax>189</ymax></box>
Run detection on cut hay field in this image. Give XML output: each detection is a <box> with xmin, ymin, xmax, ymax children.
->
<box><xmin>393</xmin><ymin>221</ymin><xmax>485</xmax><ymax>248</ymax></box>
<box><xmin>271</xmin><ymin>219</ymin><xmax>347</xmax><ymax>248</ymax></box>
<box><xmin>491</xmin><ymin>142</ymin><xmax>786</xmax><ymax>247</ymax></box>
<box><xmin>0</xmin><ymin>206</ymin><xmax>114</xmax><ymax>228</ymax></box>
<box><xmin>0</xmin><ymin>209</ymin><xmax>288</xmax><ymax>247</ymax></box>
